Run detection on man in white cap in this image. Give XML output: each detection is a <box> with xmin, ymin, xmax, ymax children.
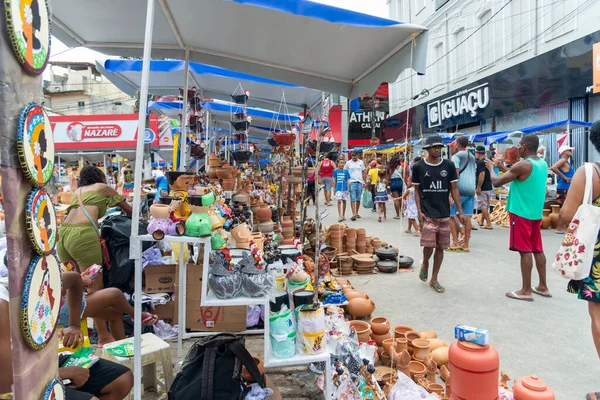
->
<box><xmin>550</xmin><ymin>144</ymin><xmax>574</xmax><ymax>233</ymax></box>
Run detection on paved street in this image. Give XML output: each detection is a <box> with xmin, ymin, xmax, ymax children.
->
<box><xmin>312</xmin><ymin>202</ymin><xmax>598</xmax><ymax>398</ymax></box>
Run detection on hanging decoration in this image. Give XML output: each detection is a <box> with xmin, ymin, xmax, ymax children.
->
<box><xmin>21</xmin><ymin>254</ymin><xmax>62</xmax><ymax>350</ymax></box>
<box><xmin>271</xmin><ymin>92</ymin><xmax>296</xmax><ymax>147</ymax></box>
<box><xmin>17</xmin><ymin>102</ymin><xmax>54</xmax><ymax>187</ymax></box>
<box><xmin>4</xmin><ymin>0</ymin><xmax>51</xmax><ymax>75</ymax></box>
<box><xmin>41</xmin><ymin>377</ymin><xmax>66</xmax><ymax>400</ymax></box>
<box><xmin>25</xmin><ymin>188</ymin><xmax>57</xmax><ymax>255</ymax></box>
<box><xmin>230</xmin><ymin>84</ymin><xmax>252</xmax><ymax>163</ymax></box>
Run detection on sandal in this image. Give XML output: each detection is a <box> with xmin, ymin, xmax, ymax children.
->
<box><xmin>430</xmin><ymin>284</ymin><xmax>446</xmax><ymax>293</ymax></box>
<box><xmin>378</xmin><ymin>216</ymin><xmax>382</xmax><ymax>223</ymax></box>
<box><xmin>419</xmin><ymin>269</ymin><xmax>428</xmax><ymax>282</ymax></box>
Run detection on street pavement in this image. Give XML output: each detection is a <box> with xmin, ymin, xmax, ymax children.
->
<box><xmin>311</xmin><ymin>201</ymin><xmax>598</xmax><ymax>399</ymax></box>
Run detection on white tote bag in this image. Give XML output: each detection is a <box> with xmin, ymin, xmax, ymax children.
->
<box><xmin>553</xmin><ymin>163</ymin><xmax>600</xmax><ymax>280</ymax></box>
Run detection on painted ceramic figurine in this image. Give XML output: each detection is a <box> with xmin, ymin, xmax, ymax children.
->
<box><xmin>148</xmin><ymin>204</ymin><xmax>185</xmax><ymax>240</ymax></box>
<box><xmin>166</xmin><ymin>171</ymin><xmax>196</xmax><ymax>219</ymax></box>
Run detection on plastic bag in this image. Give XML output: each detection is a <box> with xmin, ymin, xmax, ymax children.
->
<box><xmin>269</xmin><ymin>305</ymin><xmax>296</xmax><ymax>359</ymax></box>
<box><xmin>388</xmin><ymin>370</ymin><xmax>431</xmax><ymax>399</ymax></box>
<box><xmin>244</xmin><ymin>384</ymin><xmax>273</xmax><ymax>400</ymax></box>
<box><xmin>362</xmin><ymin>189</ymin><xmax>373</xmax><ymax>209</ymax></box>
<box><xmin>246</xmin><ymin>305</ymin><xmax>263</xmax><ymax>328</ymax></box>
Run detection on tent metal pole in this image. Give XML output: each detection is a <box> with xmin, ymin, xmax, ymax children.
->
<box><xmin>341</xmin><ymin>96</ymin><xmax>348</xmax><ymax>152</ymax></box>
<box><xmin>130</xmin><ymin>0</ymin><xmax>155</xmax><ymax>398</ymax></box>
<box><xmin>180</xmin><ymin>50</ymin><xmax>190</xmax><ymax>171</ymax></box>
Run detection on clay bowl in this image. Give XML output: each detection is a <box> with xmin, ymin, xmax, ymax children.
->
<box><xmin>428</xmin><ymin>383</ymin><xmax>444</xmax><ymax>395</ymax></box>
<box><xmin>394</xmin><ymin>325</ymin><xmax>414</xmax><ymax>337</ymax></box>
<box><xmin>370</xmin><ymin>316</ymin><xmax>391</xmax><ymax>335</ymax></box>
<box><xmin>411</xmin><ymin>339</ymin><xmax>431</xmax><ymax>361</ymax></box>
<box><xmin>371</xmin><ymin>331</ymin><xmax>391</xmax><ymax>346</ymax></box>
<box><xmin>349</xmin><ymin>320</ymin><xmax>372</xmax><ymax>343</ymax></box>
<box><xmin>408</xmin><ymin>360</ymin><xmax>426</xmax><ymax>380</ymax></box>
<box><xmin>344</xmin><ymin>290</ymin><xmax>369</xmax><ymax>300</ymax></box>
<box><xmin>382</xmin><ymin>338</ymin><xmax>395</xmax><ymax>355</ymax></box>
<box><xmin>380</xmin><ymin>351</ymin><xmax>391</xmax><ymax>367</ymax></box>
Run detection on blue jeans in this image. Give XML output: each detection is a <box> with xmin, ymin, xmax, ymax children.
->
<box><xmin>450</xmin><ymin>195</ymin><xmax>475</xmax><ymax>216</ymax></box>
<box><xmin>349</xmin><ymin>182</ymin><xmax>362</xmax><ymax>202</ymax></box>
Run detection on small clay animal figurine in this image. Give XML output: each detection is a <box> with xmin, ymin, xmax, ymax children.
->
<box><xmin>424</xmin><ymin>356</ymin><xmax>438</xmax><ymax>384</ymax></box>
<box><xmin>499</xmin><ymin>370</ymin><xmax>511</xmax><ymax>390</ymax></box>
<box><xmin>440</xmin><ymin>364</ymin><xmax>450</xmax><ymax>382</ymax></box>
<box><xmin>395</xmin><ymin>349</ymin><xmax>411</xmax><ymax>378</ymax></box>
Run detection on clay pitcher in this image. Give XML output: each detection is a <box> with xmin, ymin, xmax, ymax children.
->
<box><xmin>549</xmin><ymin>204</ymin><xmax>560</xmax><ymax>229</ymax></box>
<box><xmin>541</xmin><ymin>209</ymin><xmax>551</xmax><ymax>229</ymax></box>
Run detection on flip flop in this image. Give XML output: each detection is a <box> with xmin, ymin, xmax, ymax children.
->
<box><xmin>505</xmin><ymin>291</ymin><xmax>534</xmax><ymax>302</ymax></box>
<box><xmin>447</xmin><ymin>247</ymin><xmax>463</xmax><ymax>253</ymax></box>
<box><xmin>430</xmin><ymin>284</ymin><xmax>445</xmax><ymax>293</ymax></box>
<box><xmin>461</xmin><ymin>248</ymin><xmax>470</xmax><ymax>253</ymax></box>
<box><xmin>481</xmin><ymin>226</ymin><xmax>493</xmax><ymax>230</ymax></box>
<box><xmin>532</xmin><ymin>288</ymin><xmax>553</xmax><ymax>298</ymax></box>
<box><xmin>419</xmin><ymin>269</ymin><xmax>428</xmax><ymax>282</ymax></box>
<box><xmin>338</xmin><ymin>219</ymin><xmax>344</xmax><ymax>222</ymax></box>
<box><xmin>393</xmin><ymin>216</ymin><xmax>401</xmax><ymax>219</ymax></box>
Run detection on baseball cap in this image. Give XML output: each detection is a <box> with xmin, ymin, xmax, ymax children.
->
<box><xmin>422</xmin><ymin>135</ymin><xmax>445</xmax><ymax>149</ymax></box>
<box><xmin>558</xmin><ymin>145</ymin><xmax>574</xmax><ymax>156</ymax></box>
<box><xmin>475</xmin><ymin>146</ymin><xmax>486</xmax><ymax>154</ymax></box>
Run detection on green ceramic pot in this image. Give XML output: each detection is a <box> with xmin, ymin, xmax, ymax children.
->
<box><xmin>211</xmin><ymin>232</ymin><xmax>227</xmax><ymax>250</ymax></box>
<box><xmin>185</xmin><ymin>213</ymin><xmax>213</xmax><ymax>237</ymax></box>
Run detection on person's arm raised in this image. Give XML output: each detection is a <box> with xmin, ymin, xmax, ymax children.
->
<box><xmin>485</xmin><ymin>159</ymin><xmax>530</xmax><ymax>187</ymax></box>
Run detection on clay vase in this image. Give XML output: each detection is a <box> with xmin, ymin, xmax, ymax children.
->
<box><xmin>394</xmin><ymin>337</ymin><xmax>409</xmax><ymax>354</ymax></box>
<box><xmin>409</xmin><ymin>360</ymin><xmax>427</xmax><ymax>381</ymax></box>
<box><xmin>369</xmin><ymin>316</ymin><xmax>391</xmax><ymax>335</ymax></box>
<box><xmin>241</xmin><ymin>357</ymin><xmax>264</xmax><ymax>383</ymax></box>
<box><xmin>549</xmin><ymin>205</ymin><xmax>560</xmax><ymax>229</ymax></box>
<box><xmin>412</xmin><ymin>339</ymin><xmax>431</xmax><ymax>361</ymax></box>
<box><xmin>256</xmin><ymin>204</ymin><xmax>272</xmax><ymax>222</ymax></box>
<box><xmin>394</xmin><ymin>325</ymin><xmax>414</xmax><ymax>337</ymax></box>
<box><xmin>346</xmin><ymin>297</ymin><xmax>376</xmax><ymax>319</ymax></box>
<box><xmin>208</xmin><ymin>152</ymin><xmax>221</xmax><ymax>167</ymax></box>
<box><xmin>382</xmin><ymin>338</ymin><xmax>395</xmax><ymax>355</ymax></box>
<box><xmin>371</xmin><ymin>331</ymin><xmax>391</xmax><ymax>346</ymax></box>
<box><xmin>344</xmin><ymin>290</ymin><xmax>369</xmax><ymax>301</ymax></box>
<box><xmin>349</xmin><ymin>320</ymin><xmax>371</xmax><ymax>343</ymax></box>
<box><xmin>405</xmin><ymin>331</ymin><xmax>422</xmax><ymax>354</ymax></box>
<box><xmin>541</xmin><ymin>209</ymin><xmax>551</xmax><ymax>229</ymax></box>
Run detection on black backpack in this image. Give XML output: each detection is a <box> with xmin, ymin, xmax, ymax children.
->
<box><xmin>169</xmin><ymin>333</ymin><xmax>264</xmax><ymax>400</ymax></box>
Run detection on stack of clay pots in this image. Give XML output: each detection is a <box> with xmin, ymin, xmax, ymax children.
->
<box><xmin>280</xmin><ymin>215</ymin><xmax>295</xmax><ymax>245</ymax></box>
<box><xmin>337</xmin><ymin>255</ymin><xmax>353</xmax><ymax>275</ymax></box>
<box><xmin>356</xmin><ymin>228</ymin><xmax>367</xmax><ymax>254</ymax></box>
<box><xmin>352</xmin><ymin>254</ymin><xmax>375</xmax><ymax>274</ymax></box>
<box><xmin>328</xmin><ymin>224</ymin><xmax>344</xmax><ymax>252</ymax></box>
<box><xmin>371</xmin><ymin>236</ymin><xmax>383</xmax><ymax>251</ymax></box>
<box><xmin>346</xmin><ymin>227</ymin><xmax>356</xmax><ymax>253</ymax></box>
<box><xmin>256</xmin><ymin>202</ymin><xmax>274</xmax><ymax>233</ymax></box>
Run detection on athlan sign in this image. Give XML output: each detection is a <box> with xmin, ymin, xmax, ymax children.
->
<box><xmin>427</xmin><ymin>83</ymin><xmax>490</xmax><ymax>128</ymax></box>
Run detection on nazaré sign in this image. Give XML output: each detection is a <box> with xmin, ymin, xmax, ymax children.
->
<box><xmin>427</xmin><ymin>83</ymin><xmax>490</xmax><ymax>128</ymax></box>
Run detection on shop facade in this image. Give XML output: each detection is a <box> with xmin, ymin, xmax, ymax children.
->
<box><xmin>395</xmin><ymin>30</ymin><xmax>600</xmax><ymax>167</ymax></box>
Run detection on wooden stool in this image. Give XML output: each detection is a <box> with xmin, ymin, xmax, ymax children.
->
<box><xmin>102</xmin><ymin>333</ymin><xmax>174</xmax><ymax>398</ymax></box>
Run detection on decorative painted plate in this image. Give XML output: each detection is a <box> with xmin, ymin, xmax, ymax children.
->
<box><xmin>21</xmin><ymin>254</ymin><xmax>62</xmax><ymax>350</ymax></box>
<box><xmin>41</xmin><ymin>377</ymin><xmax>66</xmax><ymax>400</ymax></box>
<box><xmin>4</xmin><ymin>0</ymin><xmax>51</xmax><ymax>75</ymax></box>
<box><xmin>26</xmin><ymin>188</ymin><xmax>57</xmax><ymax>255</ymax></box>
<box><xmin>17</xmin><ymin>102</ymin><xmax>54</xmax><ymax>187</ymax></box>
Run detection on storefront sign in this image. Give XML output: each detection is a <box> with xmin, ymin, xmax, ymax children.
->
<box><xmin>50</xmin><ymin>114</ymin><xmax>159</xmax><ymax>150</ymax></box>
<box><xmin>427</xmin><ymin>83</ymin><xmax>490</xmax><ymax>128</ymax></box>
<box><xmin>350</xmin><ymin>110</ymin><xmax>388</xmax><ymax>130</ymax></box>
<box><xmin>594</xmin><ymin>42</ymin><xmax>600</xmax><ymax>94</ymax></box>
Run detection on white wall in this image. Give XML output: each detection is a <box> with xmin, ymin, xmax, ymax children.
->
<box><xmin>389</xmin><ymin>0</ymin><xmax>600</xmax><ymax>116</ymax></box>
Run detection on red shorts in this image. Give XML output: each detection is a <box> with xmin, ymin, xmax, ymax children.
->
<box><xmin>509</xmin><ymin>213</ymin><xmax>543</xmax><ymax>253</ymax></box>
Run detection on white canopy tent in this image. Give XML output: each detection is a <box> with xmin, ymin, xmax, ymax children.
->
<box><xmin>50</xmin><ymin>1</ymin><xmax>428</xmax><ymax>397</ymax></box>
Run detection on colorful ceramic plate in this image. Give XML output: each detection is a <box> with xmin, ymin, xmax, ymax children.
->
<box><xmin>26</xmin><ymin>188</ymin><xmax>57</xmax><ymax>255</ymax></box>
<box><xmin>21</xmin><ymin>254</ymin><xmax>62</xmax><ymax>350</ymax></box>
<box><xmin>41</xmin><ymin>377</ymin><xmax>66</xmax><ymax>400</ymax></box>
<box><xmin>4</xmin><ymin>0</ymin><xmax>51</xmax><ymax>75</ymax></box>
<box><xmin>17</xmin><ymin>102</ymin><xmax>54</xmax><ymax>187</ymax></box>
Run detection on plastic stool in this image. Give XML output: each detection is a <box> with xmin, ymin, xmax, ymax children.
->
<box><xmin>102</xmin><ymin>333</ymin><xmax>174</xmax><ymax>398</ymax></box>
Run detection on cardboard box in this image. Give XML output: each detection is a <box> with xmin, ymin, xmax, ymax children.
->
<box><xmin>154</xmin><ymin>301</ymin><xmax>177</xmax><ymax>325</ymax></box>
<box><xmin>176</xmin><ymin>263</ymin><xmax>247</xmax><ymax>332</ymax></box>
<box><xmin>265</xmin><ymin>375</ymin><xmax>282</xmax><ymax>400</ymax></box>
<box><xmin>454</xmin><ymin>324</ymin><xmax>490</xmax><ymax>346</ymax></box>
<box><xmin>144</xmin><ymin>264</ymin><xmax>177</xmax><ymax>293</ymax></box>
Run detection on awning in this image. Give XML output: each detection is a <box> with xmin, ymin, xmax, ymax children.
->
<box><xmin>52</xmin><ymin>0</ymin><xmax>428</xmax><ymax>99</ymax></box>
<box><xmin>97</xmin><ymin>59</ymin><xmax>323</xmax><ymax>112</ymax></box>
<box><xmin>483</xmin><ymin>120</ymin><xmax>593</xmax><ymax>145</ymax></box>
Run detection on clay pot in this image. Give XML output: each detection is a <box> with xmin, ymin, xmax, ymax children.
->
<box><xmin>382</xmin><ymin>373</ymin><xmax>398</xmax><ymax>396</ymax></box>
<box><xmin>549</xmin><ymin>204</ymin><xmax>560</xmax><ymax>229</ymax></box>
<box><xmin>241</xmin><ymin>357</ymin><xmax>264</xmax><ymax>383</ymax></box>
<box><xmin>341</xmin><ymin>285</ymin><xmax>355</xmax><ymax>293</ymax></box>
<box><xmin>420</xmin><ymin>330</ymin><xmax>437</xmax><ymax>339</ymax></box>
<box><xmin>345</xmin><ymin>228</ymin><xmax>357</xmax><ymax>240</ymax></box>
<box><xmin>216</xmin><ymin>167</ymin><xmax>231</xmax><ymax>179</ymax></box>
<box><xmin>150</xmin><ymin>204</ymin><xmax>170</xmax><ymax>219</ymax></box>
<box><xmin>256</xmin><ymin>204</ymin><xmax>272</xmax><ymax>222</ymax></box>
<box><xmin>231</xmin><ymin>223</ymin><xmax>252</xmax><ymax>244</ymax></box>
<box><xmin>427</xmin><ymin>338</ymin><xmax>449</xmax><ymax>352</ymax></box>
<box><xmin>232</xmin><ymin>192</ymin><xmax>250</xmax><ymax>205</ymax></box>
<box><xmin>258</xmin><ymin>220</ymin><xmax>274</xmax><ymax>233</ymax></box>
<box><xmin>222</xmin><ymin>179</ymin><xmax>235</xmax><ymax>191</ymax></box>
<box><xmin>208</xmin><ymin>169</ymin><xmax>218</xmax><ymax>179</ymax></box>
<box><xmin>349</xmin><ymin>320</ymin><xmax>372</xmax><ymax>343</ymax></box>
<box><xmin>380</xmin><ymin>352</ymin><xmax>391</xmax><ymax>367</ymax></box>
<box><xmin>409</xmin><ymin>360</ymin><xmax>426</xmax><ymax>380</ymax></box>
<box><xmin>371</xmin><ymin>331</ymin><xmax>391</xmax><ymax>346</ymax></box>
<box><xmin>428</xmin><ymin>383</ymin><xmax>444</xmax><ymax>396</ymax></box>
<box><xmin>370</xmin><ymin>316</ymin><xmax>391</xmax><ymax>335</ymax></box>
<box><xmin>60</xmin><ymin>191</ymin><xmax>73</xmax><ymax>204</ymax></box>
<box><xmin>394</xmin><ymin>325</ymin><xmax>414</xmax><ymax>337</ymax></box>
<box><xmin>541</xmin><ymin>209</ymin><xmax>551</xmax><ymax>229</ymax></box>
<box><xmin>405</xmin><ymin>331</ymin><xmax>422</xmax><ymax>354</ymax></box>
<box><xmin>344</xmin><ymin>290</ymin><xmax>369</xmax><ymax>300</ymax></box>
<box><xmin>412</xmin><ymin>339</ymin><xmax>431</xmax><ymax>361</ymax></box>
<box><xmin>513</xmin><ymin>375</ymin><xmax>556</xmax><ymax>400</ymax></box>
<box><xmin>291</xmin><ymin>167</ymin><xmax>303</xmax><ymax>177</ymax></box>
<box><xmin>431</xmin><ymin>346</ymin><xmax>449</xmax><ymax>367</ymax></box>
<box><xmin>382</xmin><ymin>338</ymin><xmax>395</xmax><ymax>355</ymax></box>
<box><xmin>394</xmin><ymin>337</ymin><xmax>408</xmax><ymax>353</ymax></box>
<box><xmin>346</xmin><ymin>298</ymin><xmax>376</xmax><ymax>319</ymax></box>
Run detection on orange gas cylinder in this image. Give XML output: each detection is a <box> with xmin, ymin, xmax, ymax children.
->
<box><xmin>449</xmin><ymin>340</ymin><xmax>499</xmax><ymax>400</ymax></box>
<box><xmin>514</xmin><ymin>375</ymin><xmax>555</xmax><ymax>400</ymax></box>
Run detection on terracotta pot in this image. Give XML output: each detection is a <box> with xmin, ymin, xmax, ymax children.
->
<box><xmin>208</xmin><ymin>152</ymin><xmax>221</xmax><ymax>167</ymax></box>
<box><xmin>427</xmin><ymin>338</ymin><xmax>448</xmax><ymax>352</ymax></box>
<box><xmin>412</xmin><ymin>339</ymin><xmax>431</xmax><ymax>361</ymax></box>
<box><xmin>344</xmin><ymin>290</ymin><xmax>368</xmax><ymax>300</ymax></box>
<box><xmin>382</xmin><ymin>338</ymin><xmax>395</xmax><ymax>355</ymax></box>
<box><xmin>513</xmin><ymin>375</ymin><xmax>555</xmax><ymax>400</ymax></box>
<box><xmin>409</xmin><ymin>360</ymin><xmax>426</xmax><ymax>380</ymax></box>
<box><xmin>428</xmin><ymin>383</ymin><xmax>444</xmax><ymax>396</ymax></box>
<box><xmin>380</xmin><ymin>351</ymin><xmax>391</xmax><ymax>367</ymax></box>
<box><xmin>394</xmin><ymin>325</ymin><xmax>414</xmax><ymax>337</ymax></box>
<box><xmin>370</xmin><ymin>316</ymin><xmax>391</xmax><ymax>335</ymax></box>
<box><xmin>208</xmin><ymin>169</ymin><xmax>218</xmax><ymax>179</ymax></box>
<box><xmin>349</xmin><ymin>320</ymin><xmax>372</xmax><ymax>343</ymax></box>
<box><xmin>291</xmin><ymin>167</ymin><xmax>303</xmax><ymax>177</ymax></box>
<box><xmin>371</xmin><ymin>331</ymin><xmax>391</xmax><ymax>346</ymax></box>
<box><xmin>541</xmin><ymin>209</ymin><xmax>551</xmax><ymax>229</ymax></box>
<box><xmin>258</xmin><ymin>220</ymin><xmax>274</xmax><ymax>233</ymax></box>
<box><xmin>150</xmin><ymin>204</ymin><xmax>171</xmax><ymax>219</ymax></box>
<box><xmin>241</xmin><ymin>357</ymin><xmax>264</xmax><ymax>383</ymax></box>
<box><xmin>222</xmin><ymin>179</ymin><xmax>235</xmax><ymax>191</ymax></box>
<box><xmin>405</xmin><ymin>331</ymin><xmax>422</xmax><ymax>354</ymax></box>
<box><xmin>256</xmin><ymin>204</ymin><xmax>272</xmax><ymax>222</ymax></box>
<box><xmin>431</xmin><ymin>346</ymin><xmax>449</xmax><ymax>367</ymax></box>
<box><xmin>216</xmin><ymin>167</ymin><xmax>231</xmax><ymax>179</ymax></box>
<box><xmin>549</xmin><ymin>204</ymin><xmax>560</xmax><ymax>229</ymax></box>
<box><xmin>341</xmin><ymin>285</ymin><xmax>355</xmax><ymax>293</ymax></box>
<box><xmin>420</xmin><ymin>330</ymin><xmax>437</xmax><ymax>339</ymax></box>
<box><xmin>346</xmin><ymin>298</ymin><xmax>376</xmax><ymax>319</ymax></box>
<box><xmin>345</xmin><ymin>228</ymin><xmax>357</xmax><ymax>240</ymax></box>
<box><xmin>232</xmin><ymin>192</ymin><xmax>250</xmax><ymax>204</ymax></box>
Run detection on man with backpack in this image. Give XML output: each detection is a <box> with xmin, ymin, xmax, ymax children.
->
<box><xmin>448</xmin><ymin>136</ymin><xmax>477</xmax><ymax>253</ymax></box>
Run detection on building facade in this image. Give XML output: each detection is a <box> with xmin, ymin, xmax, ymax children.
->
<box><xmin>43</xmin><ymin>61</ymin><xmax>135</xmax><ymax>116</ymax></box>
<box><xmin>388</xmin><ymin>0</ymin><xmax>600</xmax><ymax>166</ymax></box>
